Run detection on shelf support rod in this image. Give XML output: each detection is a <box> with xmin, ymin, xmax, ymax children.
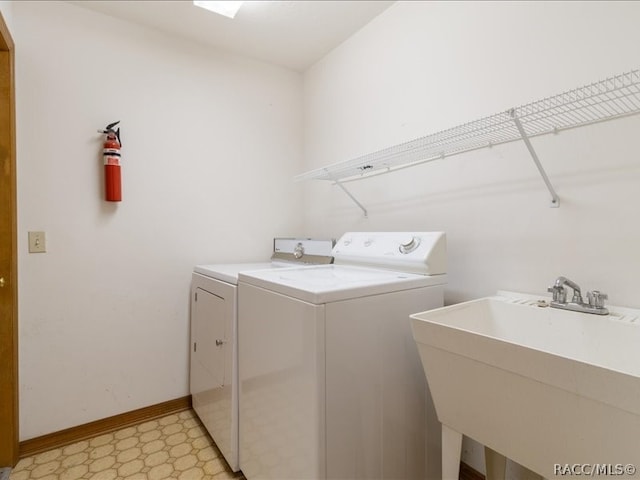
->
<box><xmin>325</xmin><ymin>169</ymin><xmax>368</xmax><ymax>217</ymax></box>
<box><xmin>510</xmin><ymin>110</ymin><xmax>560</xmax><ymax>208</ymax></box>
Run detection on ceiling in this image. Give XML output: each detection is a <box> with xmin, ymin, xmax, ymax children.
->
<box><xmin>67</xmin><ymin>1</ymin><xmax>395</xmax><ymax>71</ymax></box>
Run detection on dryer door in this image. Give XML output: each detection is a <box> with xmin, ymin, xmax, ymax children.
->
<box><xmin>192</xmin><ymin>287</ymin><xmax>226</xmax><ymax>391</ymax></box>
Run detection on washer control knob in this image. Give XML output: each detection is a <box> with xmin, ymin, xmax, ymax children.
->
<box><xmin>294</xmin><ymin>242</ymin><xmax>304</xmax><ymax>259</ymax></box>
<box><xmin>399</xmin><ymin>236</ymin><xmax>420</xmax><ymax>254</ymax></box>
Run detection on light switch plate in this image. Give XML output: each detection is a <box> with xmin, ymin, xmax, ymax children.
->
<box><xmin>28</xmin><ymin>231</ymin><xmax>46</xmax><ymax>253</ymax></box>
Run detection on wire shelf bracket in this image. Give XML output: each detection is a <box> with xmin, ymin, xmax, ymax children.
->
<box><xmin>510</xmin><ymin>110</ymin><xmax>560</xmax><ymax>208</ymax></box>
<box><xmin>295</xmin><ymin>68</ymin><xmax>640</xmax><ymax>215</ymax></box>
<box><xmin>326</xmin><ymin>169</ymin><xmax>368</xmax><ymax>217</ymax></box>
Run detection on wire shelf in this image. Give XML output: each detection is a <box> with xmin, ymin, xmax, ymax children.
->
<box><xmin>295</xmin><ymin>69</ymin><xmax>640</xmax><ymax>183</ymax></box>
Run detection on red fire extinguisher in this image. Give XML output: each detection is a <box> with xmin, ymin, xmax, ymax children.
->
<box><xmin>99</xmin><ymin>121</ymin><xmax>122</xmax><ymax>202</ymax></box>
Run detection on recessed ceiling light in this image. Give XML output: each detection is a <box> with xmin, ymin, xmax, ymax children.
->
<box><xmin>193</xmin><ymin>1</ymin><xmax>245</xmax><ymax>19</ymax></box>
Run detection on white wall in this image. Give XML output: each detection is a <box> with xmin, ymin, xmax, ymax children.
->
<box><xmin>14</xmin><ymin>1</ymin><xmax>304</xmax><ymax>440</ymax></box>
<box><xmin>302</xmin><ymin>0</ymin><xmax>640</xmax><ymax>474</ymax></box>
<box><xmin>0</xmin><ymin>1</ymin><xmax>12</xmax><ymax>31</ymax></box>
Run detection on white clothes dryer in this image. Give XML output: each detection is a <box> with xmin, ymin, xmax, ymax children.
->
<box><xmin>190</xmin><ymin>238</ymin><xmax>334</xmax><ymax>472</ymax></box>
<box><xmin>238</xmin><ymin>232</ymin><xmax>447</xmax><ymax>480</ymax></box>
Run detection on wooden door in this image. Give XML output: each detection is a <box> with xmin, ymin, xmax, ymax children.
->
<box><xmin>0</xmin><ymin>10</ymin><xmax>18</xmax><ymax>467</ymax></box>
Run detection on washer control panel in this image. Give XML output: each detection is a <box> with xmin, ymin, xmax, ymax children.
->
<box><xmin>332</xmin><ymin>232</ymin><xmax>446</xmax><ymax>275</ymax></box>
<box><xmin>399</xmin><ymin>236</ymin><xmax>421</xmax><ymax>254</ymax></box>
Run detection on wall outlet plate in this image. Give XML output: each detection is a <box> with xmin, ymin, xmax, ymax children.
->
<box><xmin>28</xmin><ymin>231</ymin><xmax>46</xmax><ymax>253</ymax></box>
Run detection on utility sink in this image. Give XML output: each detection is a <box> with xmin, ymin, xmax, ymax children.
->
<box><xmin>411</xmin><ymin>291</ymin><xmax>640</xmax><ymax>479</ymax></box>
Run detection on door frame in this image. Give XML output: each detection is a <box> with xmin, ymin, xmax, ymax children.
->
<box><xmin>0</xmin><ymin>9</ymin><xmax>19</xmax><ymax>467</ymax></box>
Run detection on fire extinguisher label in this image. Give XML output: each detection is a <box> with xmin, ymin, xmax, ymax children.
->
<box><xmin>103</xmin><ymin>149</ymin><xmax>121</xmax><ymax>166</ymax></box>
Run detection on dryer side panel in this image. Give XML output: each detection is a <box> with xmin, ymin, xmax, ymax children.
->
<box><xmin>189</xmin><ymin>273</ymin><xmax>238</xmax><ymax>471</ymax></box>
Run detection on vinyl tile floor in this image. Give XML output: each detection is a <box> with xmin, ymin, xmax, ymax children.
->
<box><xmin>9</xmin><ymin>410</ymin><xmax>246</xmax><ymax>480</ymax></box>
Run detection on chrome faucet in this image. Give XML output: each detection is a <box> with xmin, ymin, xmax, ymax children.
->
<box><xmin>547</xmin><ymin>276</ymin><xmax>608</xmax><ymax>315</ymax></box>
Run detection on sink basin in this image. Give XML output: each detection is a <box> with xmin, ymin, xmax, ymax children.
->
<box><xmin>411</xmin><ymin>291</ymin><xmax>640</xmax><ymax>479</ymax></box>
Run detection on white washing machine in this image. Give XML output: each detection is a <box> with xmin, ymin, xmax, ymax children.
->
<box><xmin>190</xmin><ymin>238</ymin><xmax>334</xmax><ymax>472</ymax></box>
<box><xmin>238</xmin><ymin>232</ymin><xmax>447</xmax><ymax>480</ymax></box>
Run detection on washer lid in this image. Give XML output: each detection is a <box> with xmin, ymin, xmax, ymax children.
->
<box><xmin>239</xmin><ymin>264</ymin><xmax>446</xmax><ymax>304</ymax></box>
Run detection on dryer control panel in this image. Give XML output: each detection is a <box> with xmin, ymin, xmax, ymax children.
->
<box><xmin>271</xmin><ymin>237</ymin><xmax>335</xmax><ymax>265</ymax></box>
<box><xmin>332</xmin><ymin>232</ymin><xmax>446</xmax><ymax>276</ymax></box>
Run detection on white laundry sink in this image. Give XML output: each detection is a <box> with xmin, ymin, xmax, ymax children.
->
<box><xmin>410</xmin><ymin>292</ymin><xmax>640</xmax><ymax>479</ymax></box>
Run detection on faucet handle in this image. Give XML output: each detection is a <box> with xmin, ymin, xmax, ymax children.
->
<box><xmin>547</xmin><ymin>285</ymin><xmax>566</xmax><ymax>303</ymax></box>
<box><xmin>587</xmin><ymin>290</ymin><xmax>608</xmax><ymax>309</ymax></box>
